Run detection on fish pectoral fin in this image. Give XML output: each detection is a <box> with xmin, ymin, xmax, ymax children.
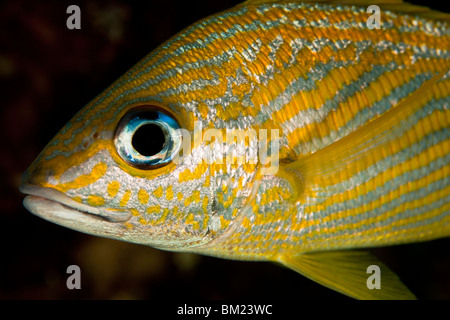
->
<box><xmin>278</xmin><ymin>70</ymin><xmax>446</xmax><ymax>199</ymax></box>
<box><xmin>276</xmin><ymin>250</ymin><xmax>416</xmax><ymax>300</ymax></box>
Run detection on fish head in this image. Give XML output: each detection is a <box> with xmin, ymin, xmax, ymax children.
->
<box><xmin>19</xmin><ymin>14</ymin><xmax>277</xmax><ymax>252</ymax></box>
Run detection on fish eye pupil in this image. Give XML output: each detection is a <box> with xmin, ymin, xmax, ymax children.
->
<box><xmin>132</xmin><ymin>123</ymin><xmax>165</xmax><ymax>157</ymax></box>
<box><xmin>114</xmin><ymin>106</ymin><xmax>181</xmax><ymax>169</ymax></box>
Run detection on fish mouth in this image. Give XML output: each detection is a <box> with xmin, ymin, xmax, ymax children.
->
<box><xmin>20</xmin><ymin>185</ymin><xmax>132</xmax><ymax>223</ymax></box>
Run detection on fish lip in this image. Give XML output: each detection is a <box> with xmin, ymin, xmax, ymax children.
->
<box><xmin>19</xmin><ymin>185</ymin><xmax>131</xmax><ymax>223</ymax></box>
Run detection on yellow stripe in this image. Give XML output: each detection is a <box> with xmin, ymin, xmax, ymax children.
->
<box><xmin>305</xmin><ymin>111</ymin><xmax>449</xmax><ymax>211</ymax></box>
<box><xmin>107</xmin><ymin>181</ymin><xmax>120</xmax><ymax>197</ymax></box>
<box><xmin>309</xmin><ymin>196</ymin><xmax>450</xmax><ymax>249</ymax></box>
<box><xmin>309</xmin><ymin>164</ymin><xmax>449</xmax><ymax>232</ymax></box>
<box><xmin>124</xmin><ymin>8</ymin><xmax>449</xmax><ymax>107</ymax></box>
<box><xmin>53</xmin><ymin>162</ymin><xmax>107</xmax><ymax>192</ymax></box>
<box><xmin>285</xmin><ymin>63</ymin><xmax>450</xmax><ymax>153</ymax></box>
<box><xmin>138</xmin><ymin>189</ymin><xmax>149</xmax><ymax>204</ymax></box>
<box><xmin>130</xmin><ymin>5</ymin><xmax>448</xmax><ymax>82</ymax></box>
<box><xmin>87</xmin><ymin>194</ymin><xmax>105</xmax><ymax>206</ymax></box>
<box><xmin>119</xmin><ymin>190</ymin><xmax>131</xmax><ymax>207</ymax></box>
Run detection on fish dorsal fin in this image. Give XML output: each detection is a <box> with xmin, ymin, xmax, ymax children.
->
<box><xmin>281</xmin><ymin>71</ymin><xmax>445</xmax><ymax>198</ymax></box>
<box><xmin>240</xmin><ymin>0</ymin><xmax>450</xmax><ymax>21</ymax></box>
<box><xmin>276</xmin><ymin>250</ymin><xmax>416</xmax><ymax>299</ymax></box>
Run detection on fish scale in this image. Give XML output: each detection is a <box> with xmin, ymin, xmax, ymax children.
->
<box><xmin>20</xmin><ymin>0</ymin><xmax>449</xmax><ymax>299</ymax></box>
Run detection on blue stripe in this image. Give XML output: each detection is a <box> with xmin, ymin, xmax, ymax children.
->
<box><xmin>291</xmin><ymin>73</ymin><xmax>444</xmax><ymax>155</ymax></box>
<box><xmin>313</xmin><ymin>96</ymin><xmax>449</xmax><ymax>192</ymax></box>
<box><xmin>46</xmin><ymin>4</ymin><xmax>449</xmax><ymax>158</ymax></box>
<box><xmin>308</xmin><ymin>124</ymin><xmax>450</xmax><ymax>208</ymax></box>
<box><xmin>308</xmin><ymin>157</ymin><xmax>449</xmax><ymax>235</ymax></box>
<box><xmin>303</xmin><ymin>174</ymin><xmax>449</xmax><ymax>241</ymax></box>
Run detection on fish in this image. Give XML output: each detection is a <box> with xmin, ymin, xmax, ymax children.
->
<box><xmin>20</xmin><ymin>0</ymin><xmax>450</xmax><ymax>300</ymax></box>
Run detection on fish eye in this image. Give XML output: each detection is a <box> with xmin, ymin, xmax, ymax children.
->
<box><xmin>114</xmin><ymin>106</ymin><xmax>182</xmax><ymax>169</ymax></box>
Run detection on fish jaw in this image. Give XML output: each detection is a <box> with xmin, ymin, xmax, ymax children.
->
<box><xmin>21</xmin><ymin>185</ymin><xmax>132</xmax><ymax>222</ymax></box>
<box><xmin>19</xmin><ymin>184</ymin><xmax>216</xmax><ymax>250</ymax></box>
<box><xmin>21</xmin><ymin>185</ymin><xmax>133</xmax><ymax>237</ymax></box>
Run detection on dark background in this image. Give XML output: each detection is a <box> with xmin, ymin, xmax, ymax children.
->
<box><xmin>1</xmin><ymin>0</ymin><xmax>449</xmax><ymax>300</ymax></box>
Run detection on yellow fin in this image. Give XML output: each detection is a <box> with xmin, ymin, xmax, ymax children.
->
<box><xmin>281</xmin><ymin>71</ymin><xmax>446</xmax><ymax>196</ymax></box>
<box><xmin>240</xmin><ymin>0</ymin><xmax>450</xmax><ymax>21</ymax></box>
<box><xmin>276</xmin><ymin>250</ymin><xmax>416</xmax><ymax>299</ymax></box>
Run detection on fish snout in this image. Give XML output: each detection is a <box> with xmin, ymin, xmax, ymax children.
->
<box><xmin>20</xmin><ymin>184</ymin><xmax>132</xmax><ymax>223</ymax></box>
